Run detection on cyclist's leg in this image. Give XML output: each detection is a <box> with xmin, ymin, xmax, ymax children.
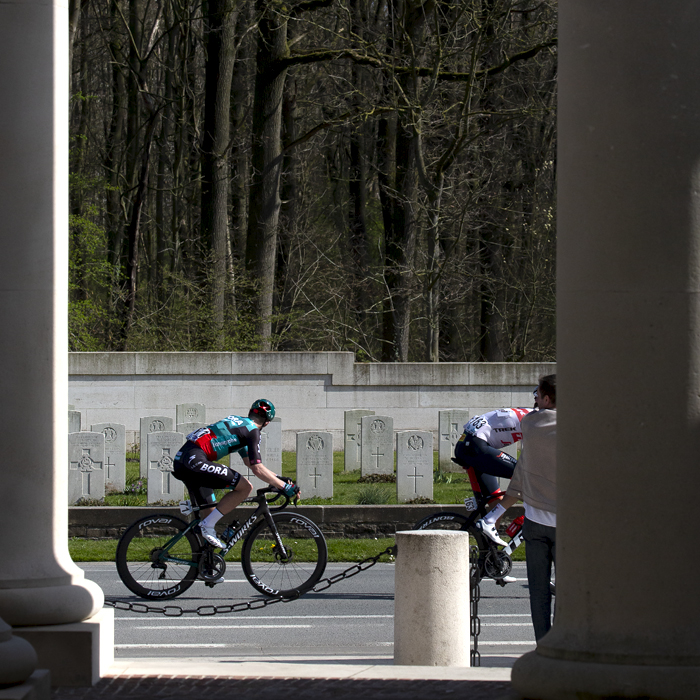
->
<box><xmin>215</xmin><ymin>477</ymin><xmax>253</xmax><ymax>514</ymax></box>
<box><xmin>463</xmin><ymin>436</ymin><xmax>517</xmax><ymax>480</ymax></box>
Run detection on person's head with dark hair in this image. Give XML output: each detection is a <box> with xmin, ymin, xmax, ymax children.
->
<box><xmin>536</xmin><ymin>374</ymin><xmax>556</xmax><ymax>409</ymax></box>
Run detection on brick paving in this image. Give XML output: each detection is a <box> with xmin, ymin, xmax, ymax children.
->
<box><xmin>51</xmin><ymin>677</ymin><xmax>518</xmax><ymax>700</ymax></box>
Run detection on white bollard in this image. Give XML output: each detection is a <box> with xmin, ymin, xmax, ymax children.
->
<box><xmin>394</xmin><ymin>530</ymin><xmax>471</xmax><ymax>666</ymax></box>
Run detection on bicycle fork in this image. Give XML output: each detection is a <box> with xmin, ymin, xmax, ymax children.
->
<box><xmin>263</xmin><ymin>512</ymin><xmax>291</xmax><ymax>562</ymax></box>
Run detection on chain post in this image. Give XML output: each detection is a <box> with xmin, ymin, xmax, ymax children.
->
<box><xmin>470</xmin><ymin>544</ymin><xmax>482</xmax><ymax>667</ymax></box>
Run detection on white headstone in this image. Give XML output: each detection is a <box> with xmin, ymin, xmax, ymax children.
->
<box><xmin>177</xmin><ymin>422</ymin><xmax>206</xmax><ymax>437</ymax></box>
<box><xmin>344</xmin><ymin>409</ymin><xmax>375</xmax><ymax>471</ymax></box>
<box><xmin>296</xmin><ymin>432</ymin><xmax>333</xmax><ymax>498</ymax></box>
<box><xmin>140</xmin><ymin>415</ymin><xmax>174</xmax><ymax>477</ymax></box>
<box><xmin>68</xmin><ymin>432</ymin><xmax>105</xmax><ymax>504</ymax></box>
<box><xmin>176</xmin><ymin>403</ymin><xmax>206</xmax><ymax>426</ymax></box>
<box><xmin>69</xmin><ymin>410</ymin><xmax>81</xmax><ymax>433</ymax></box>
<box><xmin>262</xmin><ymin>417</ymin><xmax>282</xmax><ymax>473</ymax></box>
<box><xmin>361</xmin><ymin>415</ymin><xmax>394</xmax><ymax>476</ymax></box>
<box><xmin>91</xmin><ymin>422</ymin><xmax>126</xmax><ymax>492</ymax></box>
<box><xmin>438</xmin><ymin>410</ymin><xmax>470</xmax><ymax>473</ymax></box>
<box><xmin>147</xmin><ymin>431</ymin><xmax>185</xmax><ymax>504</ymax></box>
<box><xmin>396</xmin><ymin>430</ymin><xmax>434</xmax><ymax>502</ymax></box>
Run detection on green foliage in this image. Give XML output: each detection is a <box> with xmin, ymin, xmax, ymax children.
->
<box><xmin>355</xmin><ymin>484</ymin><xmax>392</xmax><ymax>505</ymax></box>
<box><xmin>68</xmin><ymin>207</ymin><xmax>117</xmax><ymax>351</ymax></box>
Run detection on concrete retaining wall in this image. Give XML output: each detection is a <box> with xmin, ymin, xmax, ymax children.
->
<box><xmin>68</xmin><ymin>352</ymin><xmax>555</xmax><ymax>450</ymax></box>
<box><xmin>69</xmin><ymin>504</ymin><xmax>524</xmax><ymax>539</ymax></box>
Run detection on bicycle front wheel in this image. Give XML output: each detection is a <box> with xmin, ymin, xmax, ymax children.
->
<box><xmin>413</xmin><ymin>511</ymin><xmax>470</xmax><ymax>531</ymax></box>
<box><xmin>116</xmin><ymin>514</ymin><xmax>201</xmax><ymax>599</ymax></box>
<box><xmin>241</xmin><ymin>512</ymin><xmax>327</xmax><ymax>597</ymax></box>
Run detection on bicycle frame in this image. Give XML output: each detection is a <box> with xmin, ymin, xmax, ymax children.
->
<box><xmin>156</xmin><ymin>490</ymin><xmax>291</xmax><ymax>569</ymax></box>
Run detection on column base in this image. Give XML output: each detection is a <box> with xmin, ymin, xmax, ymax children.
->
<box><xmin>512</xmin><ymin>649</ymin><xmax>700</xmax><ymax>700</ymax></box>
<box><xmin>12</xmin><ymin>608</ymin><xmax>114</xmax><ymax>687</ymax></box>
<box><xmin>0</xmin><ymin>579</ymin><xmax>103</xmax><ymax>626</ymax></box>
<box><xmin>0</xmin><ymin>671</ymin><xmax>50</xmax><ymax>700</ymax></box>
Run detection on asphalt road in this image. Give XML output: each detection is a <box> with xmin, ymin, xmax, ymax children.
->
<box><xmin>82</xmin><ymin>560</ymin><xmax>536</xmax><ymax>668</ymax></box>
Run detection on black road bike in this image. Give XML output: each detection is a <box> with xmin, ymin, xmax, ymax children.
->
<box><xmin>116</xmin><ymin>488</ymin><xmax>328</xmax><ymax>600</ymax></box>
<box><xmin>413</xmin><ymin>461</ymin><xmax>524</xmax><ymax>587</ymax></box>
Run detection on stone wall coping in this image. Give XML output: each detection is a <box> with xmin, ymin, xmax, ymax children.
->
<box><xmin>69</xmin><ymin>503</ymin><xmax>524</xmax><ymax>530</ymax></box>
<box><xmin>69</xmin><ymin>352</ymin><xmax>554</xmax><ymax>387</ymax></box>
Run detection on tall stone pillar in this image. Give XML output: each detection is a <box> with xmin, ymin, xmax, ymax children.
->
<box><xmin>512</xmin><ymin>2</ymin><xmax>700</xmax><ymax>699</ymax></box>
<box><xmin>0</xmin><ymin>0</ymin><xmax>105</xmax><ymax>682</ymax></box>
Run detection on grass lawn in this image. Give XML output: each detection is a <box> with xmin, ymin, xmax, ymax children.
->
<box><xmin>74</xmin><ymin>449</ymin><xmax>527</xmax><ymax>562</ymax></box>
<box><xmin>69</xmin><ymin>536</ymin><xmax>403</xmax><ymax>563</ymax></box>
<box><xmin>103</xmin><ymin>450</ymin><xmax>476</xmax><ymax>507</ymax></box>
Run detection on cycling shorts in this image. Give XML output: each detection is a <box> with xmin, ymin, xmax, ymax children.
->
<box><xmin>453</xmin><ymin>434</ymin><xmax>517</xmax><ymax>495</ymax></box>
<box><xmin>173</xmin><ymin>442</ymin><xmax>242</xmax><ymax>508</ymax></box>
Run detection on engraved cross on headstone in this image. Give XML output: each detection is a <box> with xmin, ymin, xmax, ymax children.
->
<box><xmin>442</xmin><ymin>422</ymin><xmax>461</xmax><ymax>443</ymax></box>
<box><xmin>69</xmin><ymin>449</ymin><xmax>97</xmax><ymax>496</ymax></box>
<box><xmin>105</xmin><ymin>455</ymin><xmax>116</xmax><ymax>481</ymax></box>
<box><xmin>151</xmin><ymin>448</ymin><xmax>175</xmax><ymax>493</ymax></box>
<box><xmin>372</xmin><ymin>447</ymin><xmax>384</xmax><ymax>470</ymax></box>
<box><xmin>407</xmin><ymin>466</ymin><xmax>423</xmax><ymax>494</ymax></box>
<box><xmin>309</xmin><ymin>468</ymin><xmax>322</xmax><ymax>488</ymax></box>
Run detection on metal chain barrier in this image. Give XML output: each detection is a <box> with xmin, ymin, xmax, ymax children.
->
<box><xmin>104</xmin><ymin>544</ymin><xmax>397</xmax><ymax>617</ymax></box>
<box><xmin>469</xmin><ymin>545</ymin><xmax>482</xmax><ymax>667</ymax></box>
<box><xmin>106</xmin><ymin>538</ymin><xmax>482</xmax><ymax>666</ymax></box>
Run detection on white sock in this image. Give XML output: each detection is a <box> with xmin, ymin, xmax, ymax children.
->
<box><xmin>483</xmin><ymin>503</ymin><xmax>506</xmax><ymax>526</ymax></box>
<box><xmin>201</xmin><ymin>508</ymin><xmax>224</xmax><ymax>529</ymax></box>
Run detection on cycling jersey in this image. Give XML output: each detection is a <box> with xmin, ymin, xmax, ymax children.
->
<box><xmin>186</xmin><ymin>415</ymin><xmax>262</xmax><ymax>464</ymax></box>
<box><xmin>463</xmin><ymin>408</ymin><xmax>533</xmax><ymax>449</ymax></box>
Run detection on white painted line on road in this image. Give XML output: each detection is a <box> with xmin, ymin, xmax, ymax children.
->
<box><xmin>134</xmin><ymin>580</ymin><xmax>247</xmax><ymax>584</ymax></box>
<box><xmin>132</xmin><ymin>624</ymin><xmax>314</xmax><ymax>630</ymax></box>
<box><xmin>115</xmin><ymin>642</ymin><xmax>395</xmax><ymax>649</ymax></box>
<box><xmin>477</xmin><ymin>641</ymin><xmax>536</xmax><ymax>646</ymax></box>
<box><xmin>116</xmin><ymin>644</ymin><xmax>229</xmax><ymax>649</ymax></box>
<box><xmin>117</xmin><ymin>614</ymin><xmax>393</xmax><ymax>621</ymax></box>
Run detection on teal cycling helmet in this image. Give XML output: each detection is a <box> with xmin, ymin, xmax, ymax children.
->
<box><xmin>249</xmin><ymin>398</ymin><xmax>275</xmax><ymax>423</ymax></box>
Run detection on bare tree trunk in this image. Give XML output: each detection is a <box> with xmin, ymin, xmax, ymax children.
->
<box><xmin>123</xmin><ymin>110</ymin><xmax>160</xmax><ymax>346</ymax></box>
<box><xmin>245</xmin><ymin>0</ymin><xmax>289</xmax><ymax>348</ymax></box>
<box><xmin>201</xmin><ymin>0</ymin><xmax>238</xmax><ymax>347</ymax></box>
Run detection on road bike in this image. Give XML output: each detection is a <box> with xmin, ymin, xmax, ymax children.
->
<box><xmin>115</xmin><ymin>487</ymin><xmax>328</xmax><ymax>601</ymax></box>
<box><xmin>413</xmin><ymin>459</ymin><xmax>524</xmax><ymax>587</ymax></box>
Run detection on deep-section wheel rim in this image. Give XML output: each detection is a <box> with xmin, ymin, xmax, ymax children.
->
<box><xmin>116</xmin><ymin>514</ymin><xmax>200</xmax><ymax>599</ymax></box>
<box><xmin>241</xmin><ymin>512</ymin><xmax>327</xmax><ymax>597</ymax></box>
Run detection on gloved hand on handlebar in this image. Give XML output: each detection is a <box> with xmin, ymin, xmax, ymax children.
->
<box><xmin>275</xmin><ymin>475</ymin><xmax>300</xmax><ymax>498</ymax></box>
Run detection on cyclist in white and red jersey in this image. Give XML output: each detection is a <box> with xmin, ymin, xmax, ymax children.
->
<box><xmin>454</xmin><ymin>406</ymin><xmax>533</xmax><ymax>547</ymax></box>
<box><xmin>173</xmin><ymin>399</ymin><xmax>299</xmax><ymax>549</ymax></box>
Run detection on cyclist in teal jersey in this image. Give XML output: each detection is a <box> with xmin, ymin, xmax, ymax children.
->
<box><xmin>173</xmin><ymin>399</ymin><xmax>299</xmax><ymax>549</ymax></box>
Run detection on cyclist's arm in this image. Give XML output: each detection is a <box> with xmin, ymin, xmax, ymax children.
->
<box><xmin>242</xmin><ymin>456</ymin><xmax>286</xmax><ymax>490</ymax></box>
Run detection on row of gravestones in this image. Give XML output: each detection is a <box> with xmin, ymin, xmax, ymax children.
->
<box><xmin>344</xmin><ymin>409</ymin><xmax>470</xmax><ymax>473</ymax></box>
<box><xmin>68</xmin><ymin>407</ymin><xmax>471</xmax><ymax>504</ymax></box>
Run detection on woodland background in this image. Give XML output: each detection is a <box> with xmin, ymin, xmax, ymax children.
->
<box><xmin>68</xmin><ymin>0</ymin><xmax>557</xmax><ymax>362</ymax></box>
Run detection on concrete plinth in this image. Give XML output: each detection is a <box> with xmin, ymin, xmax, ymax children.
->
<box><xmin>0</xmin><ymin>671</ymin><xmax>51</xmax><ymax>700</ymax></box>
<box><xmin>511</xmin><ymin>2</ymin><xmax>700</xmax><ymax>698</ymax></box>
<box><xmin>12</xmin><ymin>609</ymin><xmax>114</xmax><ymax>687</ymax></box>
<box><xmin>394</xmin><ymin>530</ymin><xmax>470</xmax><ymax>667</ymax></box>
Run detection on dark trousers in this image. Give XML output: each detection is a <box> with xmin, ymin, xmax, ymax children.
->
<box><xmin>523</xmin><ymin>517</ymin><xmax>556</xmax><ymax>641</ymax></box>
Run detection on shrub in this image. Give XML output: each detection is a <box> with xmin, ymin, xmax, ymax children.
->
<box><xmin>355</xmin><ymin>485</ymin><xmax>392</xmax><ymax>505</ymax></box>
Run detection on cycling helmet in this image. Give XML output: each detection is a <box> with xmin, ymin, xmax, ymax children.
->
<box><xmin>249</xmin><ymin>399</ymin><xmax>275</xmax><ymax>423</ymax></box>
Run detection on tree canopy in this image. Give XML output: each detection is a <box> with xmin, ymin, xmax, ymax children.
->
<box><xmin>69</xmin><ymin>0</ymin><xmax>557</xmax><ymax>361</ymax></box>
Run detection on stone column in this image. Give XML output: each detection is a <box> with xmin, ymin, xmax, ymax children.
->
<box><xmin>0</xmin><ymin>0</ymin><xmax>103</xmax><ymax>647</ymax></box>
<box><xmin>512</xmin><ymin>3</ymin><xmax>700</xmax><ymax>698</ymax></box>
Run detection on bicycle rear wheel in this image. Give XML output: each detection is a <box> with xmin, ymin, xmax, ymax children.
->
<box><xmin>116</xmin><ymin>514</ymin><xmax>201</xmax><ymax>599</ymax></box>
<box><xmin>413</xmin><ymin>511</ymin><xmax>470</xmax><ymax>531</ymax></box>
<box><xmin>241</xmin><ymin>512</ymin><xmax>327</xmax><ymax>597</ymax></box>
